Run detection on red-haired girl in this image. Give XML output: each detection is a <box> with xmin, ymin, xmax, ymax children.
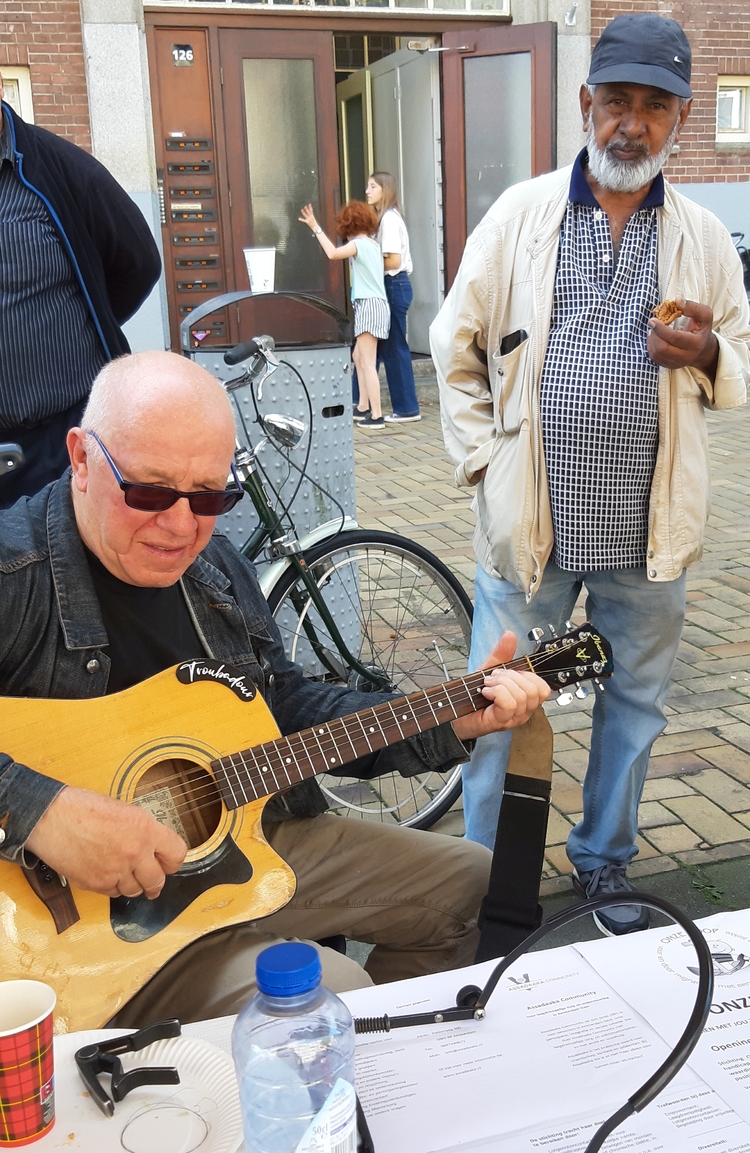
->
<box><xmin>299</xmin><ymin>201</ymin><xmax>389</xmax><ymax>430</ymax></box>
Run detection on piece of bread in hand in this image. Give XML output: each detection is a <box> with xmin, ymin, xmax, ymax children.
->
<box><xmin>652</xmin><ymin>300</ymin><xmax>684</xmax><ymax>325</ymax></box>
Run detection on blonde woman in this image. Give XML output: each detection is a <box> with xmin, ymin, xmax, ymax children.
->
<box><xmin>365</xmin><ymin>172</ymin><xmax>420</xmax><ymax>423</ymax></box>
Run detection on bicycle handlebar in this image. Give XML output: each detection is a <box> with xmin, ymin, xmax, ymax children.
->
<box><xmin>224</xmin><ymin>339</ymin><xmax>260</xmax><ymax>366</ymax></box>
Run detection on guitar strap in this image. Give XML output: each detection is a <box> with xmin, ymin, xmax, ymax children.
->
<box><xmin>475</xmin><ymin>708</ymin><xmax>554</xmax><ymax>962</ymax></box>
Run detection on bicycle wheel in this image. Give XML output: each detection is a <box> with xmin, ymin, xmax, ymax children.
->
<box><xmin>266</xmin><ymin>530</ymin><xmax>472</xmax><ymax>830</ymax></box>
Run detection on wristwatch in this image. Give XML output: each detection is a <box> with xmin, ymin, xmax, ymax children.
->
<box><xmin>313</xmin><ymin>226</ymin><xmax>323</xmax><ymax>235</ymax></box>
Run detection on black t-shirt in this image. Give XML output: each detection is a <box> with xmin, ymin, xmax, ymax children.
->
<box><xmin>84</xmin><ymin>547</ymin><xmax>204</xmax><ymax>694</ymax></box>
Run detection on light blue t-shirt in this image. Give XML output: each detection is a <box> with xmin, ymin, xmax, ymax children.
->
<box><xmin>349</xmin><ymin>235</ymin><xmax>387</xmax><ymax>303</ymax></box>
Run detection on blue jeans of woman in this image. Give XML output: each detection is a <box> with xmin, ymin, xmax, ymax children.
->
<box><xmin>378</xmin><ymin>271</ymin><xmax>419</xmax><ymax>416</ymax></box>
<box><xmin>465</xmin><ymin>561</ymin><xmax>686</xmax><ymax>869</ymax></box>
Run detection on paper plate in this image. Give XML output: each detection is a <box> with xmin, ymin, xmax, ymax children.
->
<box><xmin>36</xmin><ymin>1030</ymin><xmax>243</xmax><ymax>1153</ymax></box>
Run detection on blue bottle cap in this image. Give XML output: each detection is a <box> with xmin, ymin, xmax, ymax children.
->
<box><xmin>256</xmin><ymin>943</ymin><xmax>322</xmax><ymax>997</ymax></box>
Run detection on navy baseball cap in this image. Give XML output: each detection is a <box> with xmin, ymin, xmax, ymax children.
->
<box><xmin>587</xmin><ymin>13</ymin><xmax>692</xmax><ymax>99</ymax></box>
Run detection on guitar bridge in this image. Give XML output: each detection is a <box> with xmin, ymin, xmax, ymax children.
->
<box><xmin>22</xmin><ymin>856</ymin><xmax>80</xmax><ymax>934</ymax></box>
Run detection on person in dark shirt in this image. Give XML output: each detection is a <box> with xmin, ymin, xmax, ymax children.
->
<box><xmin>0</xmin><ymin>350</ymin><xmax>549</xmax><ymax>1024</ymax></box>
<box><xmin>0</xmin><ymin>76</ymin><xmax>161</xmax><ymax>507</ymax></box>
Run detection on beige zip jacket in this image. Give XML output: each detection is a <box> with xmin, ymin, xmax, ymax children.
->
<box><xmin>431</xmin><ymin>165</ymin><xmax>750</xmax><ymax>601</ymax></box>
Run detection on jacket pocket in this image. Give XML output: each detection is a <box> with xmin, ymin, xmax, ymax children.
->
<box><xmin>492</xmin><ymin>336</ymin><xmax>531</xmax><ymax>435</ymax></box>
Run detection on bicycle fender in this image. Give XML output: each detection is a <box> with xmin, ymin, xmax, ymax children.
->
<box><xmin>258</xmin><ymin>516</ymin><xmax>360</xmax><ymax>598</ymax></box>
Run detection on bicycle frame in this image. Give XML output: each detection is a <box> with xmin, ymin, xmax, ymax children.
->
<box><xmin>235</xmin><ymin>447</ymin><xmax>393</xmax><ymax>689</ymax></box>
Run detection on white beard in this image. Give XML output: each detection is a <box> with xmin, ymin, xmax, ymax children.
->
<box><xmin>585</xmin><ymin>121</ymin><xmax>679</xmax><ymax>194</ymax></box>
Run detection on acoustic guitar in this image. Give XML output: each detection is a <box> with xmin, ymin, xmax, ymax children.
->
<box><xmin>0</xmin><ymin>624</ymin><xmax>612</xmax><ymax>1032</ymax></box>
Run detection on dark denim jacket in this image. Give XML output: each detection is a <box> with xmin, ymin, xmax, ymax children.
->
<box><xmin>0</xmin><ymin>476</ymin><xmax>468</xmax><ymax>861</ymax></box>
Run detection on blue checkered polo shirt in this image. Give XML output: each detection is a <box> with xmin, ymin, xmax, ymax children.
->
<box><xmin>539</xmin><ymin>150</ymin><xmax>662</xmax><ymax>572</ymax></box>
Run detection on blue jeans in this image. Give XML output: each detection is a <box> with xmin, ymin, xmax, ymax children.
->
<box><xmin>378</xmin><ymin>272</ymin><xmax>419</xmax><ymax>416</ymax></box>
<box><xmin>466</xmin><ymin>561</ymin><xmax>686</xmax><ymax>869</ymax></box>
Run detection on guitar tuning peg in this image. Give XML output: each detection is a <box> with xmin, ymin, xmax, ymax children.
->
<box><xmin>548</xmin><ymin>624</ymin><xmax>558</xmax><ymax>637</ymax></box>
<box><xmin>594</xmin><ymin>678</ymin><xmax>606</xmax><ymax>692</ymax></box>
<box><xmin>565</xmin><ymin>619</ymin><xmax>575</xmax><ymax>631</ymax></box>
<box><xmin>575</xmin><ymin>685</ymin><xmax>589</xmax><ymax>699</ymax></box>
<box><xmin>556</xmin><ymin>691</ymin><xmax>574</xmax><ymax>707</ymax></box>
<box><xmin>528</xmin><ymin>627</ymin><xmax>545</xmax><ymax>643</ymax></box>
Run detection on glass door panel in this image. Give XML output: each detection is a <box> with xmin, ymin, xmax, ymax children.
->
<box><xmin>242</xmin><ymin>58</ymin><xmax>322</xmax><ymax>292</ymax></box>
<box><xmin>442</xmin><ymin>22</ymin><xmax>556</xmax><ymax>287</ymax></box>
<box><xmin>220</xmin><ymin>29</ymin><xmax>345</xmax><ymax>344</ymax></box>
<box><xmin>464</xmin><ymin>53</ymin><xmax>531</xmax><ymax>234</ymax></box>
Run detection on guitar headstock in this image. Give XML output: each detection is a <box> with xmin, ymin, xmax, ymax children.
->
<box><xmin>527</xmin><ymin>623</ymin><xmax>613</xmax><ymax>698</ymax></box>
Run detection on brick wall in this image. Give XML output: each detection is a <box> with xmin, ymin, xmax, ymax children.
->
<box><xmin>0</xmin><ymin>0</ymin><xmax>91</xmax><ymax>149</ymax></box>
<box><xmin>591</xmin><ymin>0</ymin><xmax>750</xmax><ymax>183</ymax></box>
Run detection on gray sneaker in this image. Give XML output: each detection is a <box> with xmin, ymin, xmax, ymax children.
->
<box><xmin>572</xmin><ymin>864</ymin><xmax>650</xmax><ymax>936</ymax></box>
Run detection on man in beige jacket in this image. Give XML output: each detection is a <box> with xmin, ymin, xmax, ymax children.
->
<box><xmin>431</xmin><ymin>13</ymin><xmax>750</xmax><ymax>935</ymax></box>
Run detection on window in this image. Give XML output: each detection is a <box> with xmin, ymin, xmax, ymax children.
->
<box><xmin>716</xmin><ymin>77</ymin><xmax>750</xmax><ymax>145</ymax></box>
<box><xmin>0</xmin><ymin>66</ymin><xmax>34</xmax><ymax>122</ymax></box>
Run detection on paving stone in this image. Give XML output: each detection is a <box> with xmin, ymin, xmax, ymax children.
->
<box><xmin>705</xmin><ymin>640</ymin><xmax>750</xmax><ymax>658</ymax></box>
<box><xmin>646</xmin><ymin>751</ymin><xmax>712</xmax><ymax>779</ymax></box>
<box><xmin>700</xmin><ymin>744</ymin><xmax>750</xmax><ymax>784</ymax></box>
<box><xmin>632</xmin><ymin>834</ymin><xmax>661</xmax><ymax>861</ymax></box>
<box><xmin>641</xmin><ymin>777</ymin><xmax>696</xmax><ymax>801</ymax></box>
<box><xmin>551</xmin><ymin>772</ymin><xmax>583</xmax><ymax>814</ymax></box>
<box><xmin>686</xmin><ymin>609</ymin><xmax>740</xmax><ymax>632</ymax></box>
<box><xmin>553</xmin><ymin>749</ymin><xmax>590</xmax><ymax>782</ymax></box>
<box><xmin>629</xmin><ymin>855</ymin><xmax>678</xmax><ymax>877</ymax></box>
<box><xmin>650</xmin><ymin>731</ymin><xmax>726</xmax><ymax>756</ymax></box>
<box><xmin>660</xmin><ymin>796</ymin><xmax>749</xmax><ymax>844</ymax></box>
<box><xmin>552</xmin><ymin>733</ymin><xmax>583</xmax><ymax>753</ymax></box>
<box><xmin>641</xmin><ymin>824</ymin><xmax>703</xmax><ymax>853</ymax></box>
<box><xmin>666</xmin><ymin>690</ymin><xmax>746</xmax><ymax>712</ymax></box>
<box><xmin>687</xmin><ymin>768</ymin><xmax>750</xmax><ymax>812</ymax></box>
<box><xmin>548</xmin><ymin>712</ymin><xmax>593</xmax><ymax>734</ymax></box>
<box><xmin>715</xmin><ymin>723</ymin><xmax>750</xmax><ymax>754</ymax></box>
<box><xmin>544</xmin><ymin>844</ymin><xmax>573</xmax><ymax>875</ymax></box>
<box><xmin>638</xmin><ymin>801</ymin><xmax>681</xmax><ymax>828</ymax></box>
<box><xmin>664</xmin><ymin>709</ymin><xmax>740</xmax><ymax>733</ymax></box>
<box><xmin>545</xmin><ymin>808</ymin><xmax>575</xmax><ymax>846</ymax></box>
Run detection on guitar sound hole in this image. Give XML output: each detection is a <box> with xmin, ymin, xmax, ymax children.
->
<box><xmin>133</xmin><ymin>760</ymin><xmax>222</xmax><ymax>850</ymax></box>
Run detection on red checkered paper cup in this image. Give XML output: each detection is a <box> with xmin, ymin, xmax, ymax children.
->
<box><xmin>0</xmin><ymin>981</ymin><xmax>56</xmax><ymax>1146</ymax></box>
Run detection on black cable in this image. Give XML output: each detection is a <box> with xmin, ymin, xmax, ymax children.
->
<box><xmin>353</xmin><ymin>892</ymin><xmax>714</xmax><ymax>1153</ymax></box>
<box><xmin>475</xmin><ymin>894</ymin><xmax>713</xmax><ymax>1152</ymax></box>
<box><xmin>278</xmin><ymin>359</ymin><xmax>314</xmax><ymax>513</ymax></box>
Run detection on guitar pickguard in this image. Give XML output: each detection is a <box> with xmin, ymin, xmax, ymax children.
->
<box><xmin>110</xmin><ymin>835</ymin><xmax>254</xmax><ymax>943</ymax></box>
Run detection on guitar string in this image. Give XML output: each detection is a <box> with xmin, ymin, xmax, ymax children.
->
<box><xmin>131</xmin><ymin>645</ymin><xmax>606</xmax><ymax>818</ymax></box>
<box><xmin>129</xmin><ymin>643</ymin><xmax>594</xmax><ymax>805</ymax></box>
<box><xmin>129</xmin><ymin>641</ymin><xmax>608</xmax><ymax>821</ymax></box>
<box><xmin>132</xmin><ymin>678</ymin><xmax>487</xmax><ymax>820</ymax></box>
<box><xmin>130</xmin><ymin>641</ymin><xmax>608</xmax><ymax>813</ymax></box>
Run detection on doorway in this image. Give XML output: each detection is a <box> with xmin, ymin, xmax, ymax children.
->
<box><xmin>335</xmin><ymin>24</ymin><xmax>556</xmax><ymax>349</ymax></box>
<box><xmin>147</xmin><ymin>14</ymin><xmax>556</xmax><ymax>352</ymax></box>
<box><xmin>338</xmin><ymin>46</ymin><xmax>442</xmax><ymax>353</ymax></box>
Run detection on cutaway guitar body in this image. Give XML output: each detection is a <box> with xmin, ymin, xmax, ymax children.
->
<box><xmin>0</xmin><ymin>672</ymin><xmax>294</xmax><ymax>1032</ymax></box>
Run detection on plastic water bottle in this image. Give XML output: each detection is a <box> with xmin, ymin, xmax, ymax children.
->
<box><xmin>232</xmin><ymin>942</ymin><xmax>357</xmax><ymax>1153</ymax></box>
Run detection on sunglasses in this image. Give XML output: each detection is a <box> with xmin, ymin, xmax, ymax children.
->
<box><xmin>87</xmin><ymin>431</ymin><xmax>244</xmax><ymax>517</ymax></box>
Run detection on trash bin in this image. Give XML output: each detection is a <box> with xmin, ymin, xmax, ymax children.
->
<box><xmin>180</xmin><ymin>291</ymin><xmax>355</xmax><ymax>556</ymax></box>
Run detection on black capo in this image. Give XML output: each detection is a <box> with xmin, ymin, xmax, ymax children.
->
<box><xmin>75</xmin><ymin>1019</ymin><xmax>182</xmax><ymax>1117</ymax></box>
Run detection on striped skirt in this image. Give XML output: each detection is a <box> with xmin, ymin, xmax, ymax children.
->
<box><xmin>353</xmin><ymin>297</ymin><xmax>390</xmax><ymax>339</ymax></box>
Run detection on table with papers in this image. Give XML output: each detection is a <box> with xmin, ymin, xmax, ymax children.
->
<box><xmin>50</xmin><ymin>907</ymin><xmax>750</xmax><ymax>1152</ymax></box>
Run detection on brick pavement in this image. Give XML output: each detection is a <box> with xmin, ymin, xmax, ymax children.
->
<box><xmin>354</xmin><ymin>377</ymin><xmax>750</xmax><ymax>897</ymax></box>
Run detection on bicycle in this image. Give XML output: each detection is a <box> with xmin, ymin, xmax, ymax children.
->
<box><xmin>220</xmin><ymin>335</ymin><xmax>473</xmax><ymax>830</ymax></box>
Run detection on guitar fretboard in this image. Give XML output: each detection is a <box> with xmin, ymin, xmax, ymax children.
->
<box><xmin>211</xmin><ymin>664</ymin><xmax>517</xmax><ymax>810</ymax></box>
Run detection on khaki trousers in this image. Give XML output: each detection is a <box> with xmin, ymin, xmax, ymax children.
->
<box><xmin>112</xmin><ymin>814</ymin><xmax>492</xmax><ymax>1026</ymax></box>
